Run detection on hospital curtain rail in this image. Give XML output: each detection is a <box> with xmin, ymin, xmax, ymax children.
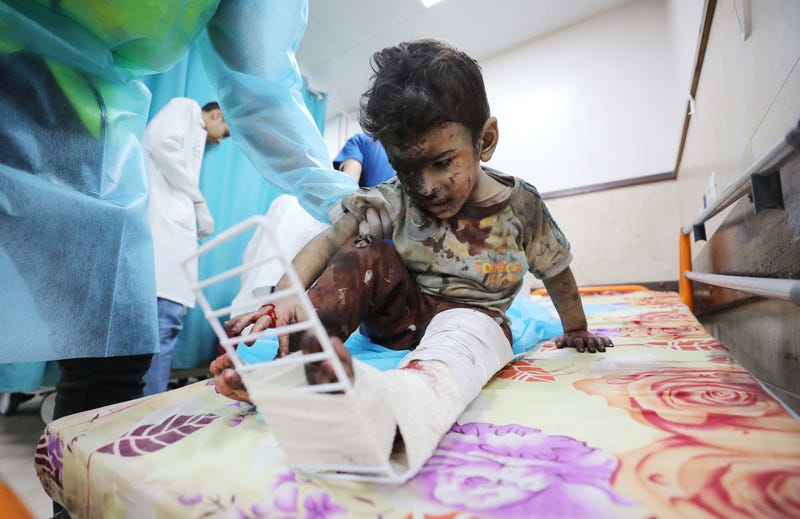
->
<box><xmin>678</xmin><ymin>117</ymin><xmax>800</xmax><ymax>310</ymax></box>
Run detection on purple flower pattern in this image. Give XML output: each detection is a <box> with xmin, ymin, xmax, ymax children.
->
<box><xmin>177</xmin><ymin>471</ymin><xmax>346</xmax><ymax>518</ymax></box>
<box><xmin>226</xmin><ymin>402</ymin><xmax>258</xmax><ymax>427</ymax></box>
<box><xmin>413</xmin><ymin>422</ymin><xmax>632</xmax><ymax>518</ymax></box>
<box><xmin>303</xmin><ymin>492</ymin><xmax>346</xmax><ymax>519</ymax></box>
<box><xmin>34</xmin><ymin>428</ymin><xmax>65</xmax><ymax>489</ymax></box>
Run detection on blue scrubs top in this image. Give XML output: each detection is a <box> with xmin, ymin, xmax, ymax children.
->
<box><xmin>333</xmin><ymin>133</ymin><xmax>397</xmax><ymax>188</ymax></box>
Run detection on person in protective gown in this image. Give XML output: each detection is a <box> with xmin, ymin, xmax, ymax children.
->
<box><xmin>0</xmin><ymin>0</ymin><xmax>358</xmax><ymax>421</ymax></box>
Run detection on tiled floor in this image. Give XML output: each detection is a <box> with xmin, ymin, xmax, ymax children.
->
<box><xmin>1</xmin><ymin>394</ymin><xmax>54</xmax><ymax>518</ymax></box>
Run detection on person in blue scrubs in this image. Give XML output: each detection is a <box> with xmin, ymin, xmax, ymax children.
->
<box><xmin>333</xmin><ymin>132</ymin><xmax>397</xmax><ymax>187</ymax></box>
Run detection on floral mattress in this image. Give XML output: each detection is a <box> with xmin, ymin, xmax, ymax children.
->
<box><xmin>35</xmin><ymin>290</ymin><xmax>800</xmax><ymax>518</ymax></box>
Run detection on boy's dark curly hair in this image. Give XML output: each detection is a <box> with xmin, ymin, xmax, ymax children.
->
<box><xmin>359</xmin><ymin>39</ymin><xmax>490</xmax><ymax>154</ymax></box>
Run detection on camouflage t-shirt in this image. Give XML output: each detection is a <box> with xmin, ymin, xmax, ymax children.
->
<box><xmin>337</xmin><ymin>168</ymin><xmax>572</xmax><ymax>320</ymax></box>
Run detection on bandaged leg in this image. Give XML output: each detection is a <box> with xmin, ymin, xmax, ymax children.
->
<box><xmin>384</xmin><ymin>308</ymin><xmax>513</xmax><ymax>473</ymax></box>
<box><xmin>243</xmin><ymin>308</ymin><xmax>512</xmax><ymax>481</ymax></box>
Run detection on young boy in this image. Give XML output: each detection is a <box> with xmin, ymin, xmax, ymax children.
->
<box><xmin>211</xmin><ymin>39</ymin><xmax>611</xmax><ymax>464</ymax></box>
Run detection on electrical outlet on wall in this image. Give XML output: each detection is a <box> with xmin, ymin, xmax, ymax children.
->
<box><xmin>699</xmin><ymin>170</ymin><xmax>717</xmax><ymax>212</ymax></box>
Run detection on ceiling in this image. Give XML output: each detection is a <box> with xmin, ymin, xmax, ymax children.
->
<box><xmin>296</xmin><ymin>0</ymin><xmax>635</xmax><ymax>117</ymax></box>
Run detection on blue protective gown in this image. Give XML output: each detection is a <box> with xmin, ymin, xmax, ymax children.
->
<box><xmin>0</xmin><ymin>0</ymin><xmax>358</xmax><ymax>363</ymax></box>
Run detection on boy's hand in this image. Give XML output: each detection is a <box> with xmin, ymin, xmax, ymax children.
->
<box><xmin>223</xmin><ymin>308</ymin><xmax>263</xmax><ymax>345</ymax></box>
<box><xmin>209</xmin><ymin>353</ymin><xmax>251</xmax><ymax>403</ymax></box>
<box><xmin>542</xmin><ymin>268</ymin><xmax>613</xmax><ymax>353</ymax></box>
<box><xmin>555</xmin><ymin>330</ymin><xmax>613</xmax><ymax>353</ymax></box>
<box><xmin>223</xmin><ymin>296</ymin><xmax>305</xmax><ymax>354</ymax></box>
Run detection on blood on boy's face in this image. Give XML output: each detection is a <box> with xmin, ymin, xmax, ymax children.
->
<box><xmin>387</xmin><ymin>122</ymin><xmax>483</xmax><ymax>220</ymax></box>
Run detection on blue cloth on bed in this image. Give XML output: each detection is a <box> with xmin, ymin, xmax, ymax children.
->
<box><xmin>237</xmin><ymin>296</ymin><xmax>563</xmax><ymax>370</ymax></box>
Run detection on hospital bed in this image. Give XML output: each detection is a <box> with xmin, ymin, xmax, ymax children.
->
<box><xmin>34</xmin><ymin>287</ymin><xmax>800</xmax><ymax>518</ymax></box>
<box><xmin>34</xmin><ymin>260</ymin><xmax>800</xmax><ymax>516</ymax></box>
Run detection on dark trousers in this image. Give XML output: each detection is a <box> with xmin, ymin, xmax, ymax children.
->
<box><xmin>53</xmin><ymin>354</ymin><xmax>153</xmax><ymax>420</ymax></box>
<box><xmin>52</xmin><ymin>354</ymin><xmax>152</xmax><ymax>517</ymax></box>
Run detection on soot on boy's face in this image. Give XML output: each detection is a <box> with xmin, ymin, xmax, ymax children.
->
<box><xmin>386</xmin><ymin>122</ymin><xmax>483</xmax><ymax>220</ymax></box>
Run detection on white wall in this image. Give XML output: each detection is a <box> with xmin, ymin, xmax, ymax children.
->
<box><xmin>677</xmin><ymin>0</ymin><xmax>800</xmax><ymax>239</ymax></box>
<box><xmin>667</xmin><ymin>0</ymin><xmax>706</xmax><ymax>100</ymax></box>
<box><xmin>483</xmin><ymin>0</ymin><xmax>688</xmax><ymax>194</ymax></box>
<box><xmin>318</xmin><ymin>0</ymin><xmax>723</xmax><ymax>288</ymax></box>
<box><xmin>546</xmin><ymin>0</ymin><xmax>798</xmax><ymax>288</ymax></box>
<box><xmin>323</xmin><ymin>111</ymin><xmax>362</xmax><ymax>162</ymax></box>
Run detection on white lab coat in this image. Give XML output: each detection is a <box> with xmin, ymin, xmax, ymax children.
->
<box><xmin>144</xmin><ymin>98</ymin><xmax>211</xmax><ymax>308</ymax></box>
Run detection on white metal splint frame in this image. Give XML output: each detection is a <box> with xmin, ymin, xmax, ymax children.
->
<box><xmin>183</xmin><ymin>215</ymin><xmax>407</xmax><ymax>483</ymax></box>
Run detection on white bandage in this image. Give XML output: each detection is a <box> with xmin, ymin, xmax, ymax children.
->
<box><xmin>242</xmin><ymin>308</ymin><xmax>512</xmax><ymax>481</ymax></box>
<box><xmin>398</xmin><ymin>308</ymin><xmax>513</xmax><ymax>403</ymax></box>
<box><xmin>243</xmin><ymin>361</ymin><xmax>398</xmax><ymax>469</ymax></box>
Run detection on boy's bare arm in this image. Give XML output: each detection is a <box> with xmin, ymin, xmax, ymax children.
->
<box><xmin>224</xmin><ymin>213</ymin><xmax>360</xmax><ymax>342</ymax></box>
<box><xmin>542</xmin><ymin>267</ymin><xmax>613</xmax><ymax>353</ymax></box>
<box><xmin>213</xmin><ymin>214</ymin><xmax>361</xmax><ymax>401</ymax></box>
<box><xmin>275</xmin><ymin>212</ymin><xmax>360</xmax><ymax>291</ymax></box>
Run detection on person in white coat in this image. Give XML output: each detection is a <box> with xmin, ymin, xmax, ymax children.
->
<box><xmin>142</xmin><ymin>98</ymin><xmax>230</xmax><ymax>395</ymax></box>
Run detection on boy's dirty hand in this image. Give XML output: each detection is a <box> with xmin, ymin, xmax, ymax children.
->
<box><xmin>555</xmin><ymin>330</ymin><xmax>613</xmax><ymax>353</ymax></box>
<box><xmin>223</xmin><ymin>308</ymin><xmax>264</xmax><ymax>345</ymax></box>
<box><xmin>223</xmin><ymin>297</ymin><xmax>304</xmax><ymax>347</ymax></box>
<box><xmin>210</xmin><ymin>352</ymin><xmax>251</xmax><ymax>403</ymax></box>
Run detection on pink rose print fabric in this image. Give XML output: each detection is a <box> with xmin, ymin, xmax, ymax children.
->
<box><xmin>33</xmin><ymin>291</ymin><xmax>800</xmax><ymax>519</ymax></box>
<box><xmin>576</xmin><ymin>366</ymin><xmax>800</xmax><ymax>518</ymax></box>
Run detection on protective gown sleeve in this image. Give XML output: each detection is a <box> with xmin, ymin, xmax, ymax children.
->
<box><xmin>198</xmin><ymin>0</ymin><xmax>358</xmax><ymax>224</ymax></box>
<box><xmin>0</xmin><ymin>0</ymin><xmax>219</xmax><ymax>363</ymax></box>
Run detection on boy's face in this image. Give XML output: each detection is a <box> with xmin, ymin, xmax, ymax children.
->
<box><xmin>387</xmin><ymin>122</ymin><xmax>485</xmax><ymax>219</ymax></box>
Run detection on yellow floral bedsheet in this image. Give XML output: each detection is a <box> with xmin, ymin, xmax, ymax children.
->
<box><xmin>35</xmin><ymin>291</ymin><xmax>800</xmax><ymax>518</ymax></box>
